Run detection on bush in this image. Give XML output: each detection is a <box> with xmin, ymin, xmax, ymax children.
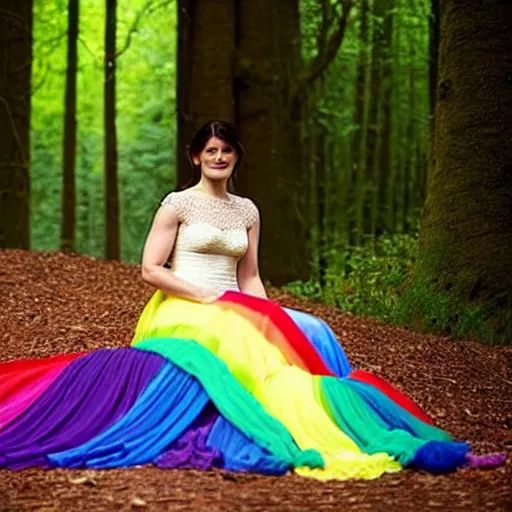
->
<box><xmin>284</xmin><ymin>231</ymin><xmax>503</xmax><ymax>343</ymax></box>
<box><xmin>285</xmin><ymin>231</ymin><xmax>419</xmax><ymax>321</ymax></box>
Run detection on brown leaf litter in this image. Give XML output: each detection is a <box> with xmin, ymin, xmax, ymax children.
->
<box><xmin>0</xmin><ymin>250</ymin><xmax>510</xmax><ymax>511</ymax></box>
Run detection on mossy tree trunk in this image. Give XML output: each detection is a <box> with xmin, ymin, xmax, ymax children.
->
<box><xmin>414</xmin><ymin>0</ymin><xmax>512</xmax><ymax>341</ymax></box>
<box><xmin>429</xmin><ymin>0</ymin><xmax>440</xmax><ymax>132</ymax></box>
<box><xmin>0</xmin><ymin>1</ymin><xmax>32</xmax><ymax>249</ymax></box>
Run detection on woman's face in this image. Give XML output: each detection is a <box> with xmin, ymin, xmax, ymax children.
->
<box><xmin>193</xmin><ymin>136</ymin><xmax>237</xmax><ymax>182</ymax></box>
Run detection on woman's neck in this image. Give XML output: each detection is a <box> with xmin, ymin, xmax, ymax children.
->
<box><xmin>194</xmin><ymin>178</ymin><xmax>229</xmax><ymax>200</ymax></box>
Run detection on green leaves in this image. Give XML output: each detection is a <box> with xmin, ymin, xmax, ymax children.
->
<box><xmin>31</xmin><ymin>0</ymin><xmax>176</xmax><ymax>260</ymax></box>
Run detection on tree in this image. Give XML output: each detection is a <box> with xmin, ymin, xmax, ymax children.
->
<box><xmin>104</xmin><ymin>0</ymin><xmax>119</xmax><ymax>259</ymax></box>
<box><xmin>60</xmin><ymin>0</ymin><xmax>79</xmax><ymax>253</ymax></box>
<box><xmin>428</xmin><ymin>0</ymin><xmax>440</xmax><ymax>128</ymax></box>
<box><xmin>369</xmin><ymin>0</ymin><xmax>393</xmax><ymax>236</ymax></box>
<box><xmin>235</xmin><ymin>0</ymin><xmax>308</xmax><ymax>284</ymax></box>
<box><xmin>177</xmin><ymin>0</ymin><xmax>353</xmax><ymax>284</ymax></box>
<box><xmin>415</xmin><ymin>0</ymin><xmax>512</xmax><ymax>341</ymax></box>
<box><xmin>0</xmin><ymin>1</ymin><xmax>33</xmax><ymax>249</ymax></box>
<box><xmin>176</xmin><ymin>0</ymin><xmax>236</xmax><ymax>188</ymax></box>
<box><xmin>351</xmin><ymin>0</ymin><xmax>371</xmax><ymax>246</ymax></box>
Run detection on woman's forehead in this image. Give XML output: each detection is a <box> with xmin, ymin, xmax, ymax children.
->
<box><xmin>205</xmin><ymin>136</ymin><xmax>232</xmax><ymax>148</ymax></box>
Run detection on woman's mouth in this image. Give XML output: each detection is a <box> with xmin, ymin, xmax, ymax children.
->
<box><xmin>211</xmin><ymin>164</ymin><xmax>228</xmax><ymax>169</ymax></box>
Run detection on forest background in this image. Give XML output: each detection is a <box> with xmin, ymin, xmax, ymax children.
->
<box><xmin>1</xmin><ymin>0</ymin><xmax>511</xmax><ymax>344</ymax></box>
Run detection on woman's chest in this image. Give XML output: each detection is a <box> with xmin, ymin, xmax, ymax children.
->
<box><xmin>175</xmin><ymin>223</ymin><xmax>248</xmax><ymax>258</ymax></box>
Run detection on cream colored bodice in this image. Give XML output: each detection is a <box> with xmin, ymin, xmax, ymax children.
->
<box><xmin>161</xmin><ymin>190</ymin><xmax>259</xmax><ymax>293</ymax></box>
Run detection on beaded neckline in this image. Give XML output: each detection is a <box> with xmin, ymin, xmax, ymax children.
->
<box><xmin>183</xmin><ymin>190</ymin><xmax>233</xmax><ymax>203</ymax></box>
<box><xmin>161</xmin><ymin>190</ymin><xmax>259</xmax><ymax>231</ymax></box>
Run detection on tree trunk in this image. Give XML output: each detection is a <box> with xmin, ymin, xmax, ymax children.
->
<box><xmin>404</xmin><ymin>30</ymin><xmax>417</xmax><ymax>232</ymax></box>
<box><xmin>415</xmin><ymin>0</ymin><xmax>512</xmax><ymax>340</ymax></box>
<box><xmin>351</xmin><ymin>0</ymin><xmax>371</xmax><ymax>246</ymax></box>
<box><xmin>176</xmin><ymin>0</ymin><xmax>236</xmax><ymax>188</ymax></box>
<box><xmin>0</xmin><ymin>1</ymin><xmax>32</xmax><ymax>249</ymax></box>
<box><xmin>367</xmin><ymin>0</ymin><xmax>393</xmax><ymax>236</ymax></box>
<box><xmin>373</xmin><ymin>0</ymin><xmax>393</xmax><ymax>235</ymax></box>
<box><xmin>386</xmin><ymin>16</ymin><xmax>401</xmax><ymax>233</ymax></box>
<box><xmin>335</xmin><ymin>133</ymin><xmax>351</xmax><ymax>254</ymax></box>
<box><xmin>306</xmin><ymin>96</ymin><xmax>319</xmax><ymax>281</ymax></box>
<box><xmin>314</xmin><ymin>86</ymin><xmax>328</xmax><ymax>287</ymax></box>
<box><xmin>60</xmin><ymin>0</ymin><xmax>78</xmax><ymax>253</ymax></box>
<box><xmin>104</xmin><ymin>0</ymin><xmax>119</xmax><ymax>260</ymax></box>
<box><xmin>236</xmin><ymin>0</ymin><xmax>309</xmax><ymax>284</ymax></box>
<box><xmin>429</xmin><ymin>0</ymin><xmax>440</xmax><ymax>125</ymax></box>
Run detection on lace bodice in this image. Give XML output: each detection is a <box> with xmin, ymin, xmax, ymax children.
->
<box><xmin>161</xmin><ymin>190</ymin><xmax>259</xmax><ymax>293</ymax></box>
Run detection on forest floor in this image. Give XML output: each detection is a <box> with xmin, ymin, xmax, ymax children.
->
<box><xmin>0</xmin><ymin>250</ymin><xmax>511</xmax><ymax>512</ymax></box>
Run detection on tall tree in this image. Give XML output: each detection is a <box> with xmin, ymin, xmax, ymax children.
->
<box><xmin>0</xmin><ymin>1</ymin><xmax>33</xmax><ymax>249</ymax></box>
<box><xmin>351</xmin><ymin>0</ymin><xmax>371</xmax><ymax>246</ymax></box>
<box><xmin>104</xmin><ymin>0</ymin><xmax>119</xmax><ymax>259</ymax></box>
<box><xmin>60</xmin><ymin>0</ymin><xmax>79</xmax><ymax>253</ymax></box>
<box><xmin>415</xmin><ymin>0</ymin><xmax>512</xmax><ymax>341</ymax></box>
<box><xmin>235</xmin><ymin>0</ymin><xmax>353</xmax><ymax>284</ymax></box>
<box><xmin>429</xmin><ymin>0</ymin><xmax>440</xmax><ymax>127</ymax></box>
<box><xmin>176</xmin><ymin>0</ymin><xmax>236</xmax><ymax>188</ymax></box>
<box><xmin>177</xmin><ymin>0</ymin><xmax>352</xmax><ymax>284</ymax></box>
<box><xmin>368</xmin><ymin>0</ymin><xmax>393</xmax><ymax>236</ymax></box>
<box><xmin>235</xmin><ymin>0</ymin><xmax>307</xmax><ymax>283</ymax></box>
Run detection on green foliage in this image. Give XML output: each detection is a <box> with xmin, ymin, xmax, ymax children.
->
<box><xmin>393</xmin><ymin>280</ymin><xmax>499</xmax><ymax>344</ymax></box>
<box><xmin>286</xmin><ymin>231</ymin><xmax>418</xmax><ymax>319</ymax></box>
<box><xmin>30</xmin><ymin>0</ymin><xmax>175</xmax><ymax>261</ymax></box>
<box><xmin>285</xmin><ymin>231</ymin><xmax>504</xmax><ymax>344</ymax></box>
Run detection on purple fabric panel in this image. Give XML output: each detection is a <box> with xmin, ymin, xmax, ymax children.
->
<box><xmin>155</xmin><ymin>402</ymin><xmax>222</xmax><ymax>470</ymax></box>
<box><xmin>465</xmin><ymin>452</ymin><xmax>507</xmax><ymax>469</ymax></box>
<box><xmin>0</xmin><ymin>348</ymin><xmax>164</xmax><ymax>469</ymax></box>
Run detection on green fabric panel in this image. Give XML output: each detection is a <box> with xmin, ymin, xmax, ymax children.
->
<box><xmin>134</xmin><ymin>337</ymin><xmax>324</xmax><ymax>470</ymax></box>
<box><xmin>320</xmin><ymin>377</ymin><xmax>426</xmax><ymax>465</ymax></box>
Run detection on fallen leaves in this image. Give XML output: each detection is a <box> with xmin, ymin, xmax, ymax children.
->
<box><xmin>0</xmin><ymin>249</ymin><xmax>511</xmax><ymax>511</ymax></box>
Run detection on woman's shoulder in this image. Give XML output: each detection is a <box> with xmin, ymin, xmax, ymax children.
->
<box><xmin>159</xmin><ymin>189</ymin><xmax>197</xmax><ymax>214</ymax></box>
<box><xmin>160</xmin><ymin>189</ymin><xmax>188</xmax><ymax>205</ymax></box>
<box><xmin>229</xmin><ymin>194</ymin><xmax>259</xmax><ymax>227</ymax></box>
<box><xmin>159</xmin><ymin>191</ymin><xmax>190</xmax><ymax>223</ymax></box>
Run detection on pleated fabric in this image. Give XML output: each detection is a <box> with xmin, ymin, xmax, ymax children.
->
<box><xmin>0</xmin><ymin>349</ymin><xmax>164</xmax><ymax>469</ymax></box>
<box><xmin>0</xmin><ymin>353</ymin><xmax>84</xmax><ymax>430</ymax></box>
<box><xmin>0</xmin><ymin>290</ymin><xmax>475</xmax><ymax>478</ymax></box>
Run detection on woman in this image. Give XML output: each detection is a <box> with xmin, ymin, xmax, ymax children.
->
<box><xmin>0</xmin><ymin>121</ymin><xmax>504</xmax><ymax>478</ymax></box>
<box><xmin>140</xmin><ymin>120</ymin><xmax>266</xmax><ymax>303</ymax></box>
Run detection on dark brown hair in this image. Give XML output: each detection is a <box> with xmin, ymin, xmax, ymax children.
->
<box><xmin>181</xmin><ymin>120</ymin><xmax>245</xmax><ymax>190</ymax></box>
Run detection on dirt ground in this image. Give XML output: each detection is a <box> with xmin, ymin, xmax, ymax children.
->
<box><xmin>0</xmin><ymin>250</ymin><xmax>510</xmax><ymax>511</ymax></box>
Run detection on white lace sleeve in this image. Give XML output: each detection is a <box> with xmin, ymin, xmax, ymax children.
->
<box><xmin>244</xmin><ymin>198</ymin><xmax>260</xmax><ymax>229</ymax></box>
<box><xmin>161</xmin><ymin>191</ymin><xmax>175</xmax><ymax>206</ymax></box>
<box><xmin>160</xmin><ymin>191</ymin><xmax>185</xmax><ymax>223</ymax></box>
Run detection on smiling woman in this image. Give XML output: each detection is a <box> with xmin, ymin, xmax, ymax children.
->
<box><xmin>141</xmin><ymin>120</ymin><xmax>264</xmax><ymax>302</ymax></box>
<box><xmin>181</xmin><ymin>120</ymin><xmax>245</xmax><ymax>193</ymax></box>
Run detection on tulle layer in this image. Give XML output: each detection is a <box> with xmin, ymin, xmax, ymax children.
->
<box><xmin>0</xmin><ymin>291</ymin><xmax>474</xmax><ymax>479</ymax></box>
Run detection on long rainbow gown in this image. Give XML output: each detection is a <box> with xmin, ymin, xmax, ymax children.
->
<box><xmin>0</xmin><ymin>191</ymin><xmax>496</xmax><ymax>478</ymax></box>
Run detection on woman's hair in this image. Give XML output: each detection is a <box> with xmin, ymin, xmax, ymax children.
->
<box><xmin>182</xmin><ymin>120</ymin><xmax>245</xmax><ymax>190</ymax></box>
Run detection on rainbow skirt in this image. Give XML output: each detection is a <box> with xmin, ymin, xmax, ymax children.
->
<box><xmin>0</xmin><ymin>291</ymin><xmax>471</xmax><ymax>479</ymax></box>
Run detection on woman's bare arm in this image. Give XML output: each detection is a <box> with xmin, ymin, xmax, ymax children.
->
<box><xmin>141</xmin><ymin>205</ymin><xmax>219</xmax><ymax>303</ymax></box>
<box><xmin>237</xmin><ymin>211</ymin><xmax>267</xmax><ymax>298</ymax></box>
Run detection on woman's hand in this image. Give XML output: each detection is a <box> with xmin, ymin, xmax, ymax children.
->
<box><xmin>195</xmin><ymin>289</ymin><xmax>222</xmax><ymax>304</ymax></box>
